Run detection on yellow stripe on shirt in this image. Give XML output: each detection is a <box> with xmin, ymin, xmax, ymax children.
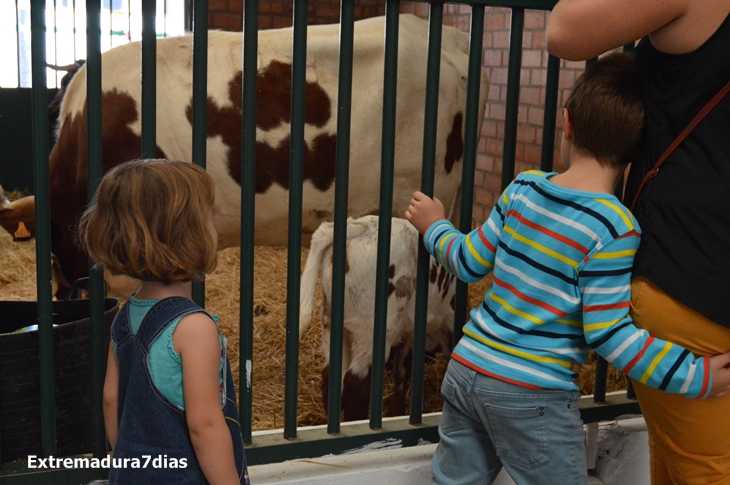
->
<box><xmin>463</xmin><ymin>327</ymin><xmax>574</xmax><ymax>369</ymax></box>
<box><xmin>596</xmin><ymin>199</ymin><xmax>635</xmax><ymax>230</ymax></box>
<box><xmin>466</xmin><ymin>234</ymin><xmax>493</xmax><ymax>268</ymax></box>
<box><xmin>640</xmin><ymin>341</ymin><xmax>672</xmax><ymax>384</ymax></box>
<box><xmin>503</xmin><ymin>226</ymin><xmax>580</xmax><ymax>267</ymax></box>
<box><xmin>490</xmin><ymin>293</ymin><xmax>544</xmax><ymax>325</ymax></box>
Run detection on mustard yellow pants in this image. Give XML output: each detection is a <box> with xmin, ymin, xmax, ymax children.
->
<box><xmin>630</xmin><ymin>276</ymin><xmax>730</xmax><ymax>485</ymax></box>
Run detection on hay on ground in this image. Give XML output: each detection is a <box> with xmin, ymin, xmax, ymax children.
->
<box><xmin>0</xmin><ymin>212</ymin><xmax>625</xmax><ymax>431</ymax></box>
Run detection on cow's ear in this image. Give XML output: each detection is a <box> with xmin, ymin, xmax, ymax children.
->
<box><xmin>0</xmin><ymin>208</ymin><xmax>36</xmax><ymax>241</ymax></box>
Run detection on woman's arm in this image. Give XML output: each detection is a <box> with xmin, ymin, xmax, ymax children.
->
<box><xmin>175</xmin><ymin>313</ymin><xmax>239</xmax><ymax>485</ymax></box>
<box><xmin>547</xmin><ymin>0</ymin><xmax>687</xmax><ymax>60</ymax></box>
<box><xmin>103</xmin><ymin>343</ymin><xmax>119</xmax><ymax>450</ymax></box>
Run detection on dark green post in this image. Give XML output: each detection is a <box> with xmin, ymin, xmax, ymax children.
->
<box><xmin>284</xmin><ymin>0</ymin><xmax>308</xmax><ymax>440</ymax></box>
<box><xmin>191</xmin><ymin>0</ymin><xmax>208</xmax><ymax>307</ymax></box>
<box><xmin>370</xmin><ymin>0</ymin><xmax>400</xmax><ymax>430</ymax></box>
<box><xmin>86</xmin><ymin>0</ymin><xmax>107</xmax><ymax>459</ymax></box>
<box><xmin>326</xmin><ymin>0</ymin><xmax>355</xmax><ymax>434</ymax></box>
<box><xmin>501</xmin><ymin>8</ymin><xmax>524</xmax><ymax>191</ymax></box>
<box><xmin>141</xmin><ymin>0</ymin><xmax>156</xmax><ymax>158</ymax></box>
<box><xmin>411</xmin><ymin>2</ymin><xmax>444</xmax><ymax>426</ymax></box>
<box><xmin>453</xmin><ymin>6</ymin><xmax>485</xmax><ymax>348</ymax></box>
<box><xmin>31</xmin><ymin>0</ymin><xmax>57</xmax><ymax>458</ymax></box>
<box><xmin>240</xmin><ymin>0</ymin><xmax>259</xmax><ymax>444</ymax></box>
<box><xmin>540</xmin><ymin>54</ymin><xmax>560</xmax><ymax>172</ymax></box>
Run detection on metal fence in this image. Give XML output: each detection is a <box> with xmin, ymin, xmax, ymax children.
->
<box><xmin>0</xmin><ymin>0</ymin><xmax>640</xmax><ymax>483</ymax></box>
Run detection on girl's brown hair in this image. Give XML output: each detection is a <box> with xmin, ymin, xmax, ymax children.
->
<box><xmin>79</xmin><ymin>159</ymin><xmax>217</xmax><ymax>283</ymax></box>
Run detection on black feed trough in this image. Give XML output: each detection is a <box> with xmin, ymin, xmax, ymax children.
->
<box><xmin>0</xmin><ymin>297</ymin><xmax>119</xmax><ymax>463</ymax></box>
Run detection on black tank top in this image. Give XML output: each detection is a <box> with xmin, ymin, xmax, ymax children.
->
<box><xmin>623</xmin><ymin>12</ymin><xmax>730</xmax><ymax>328</ymax></box>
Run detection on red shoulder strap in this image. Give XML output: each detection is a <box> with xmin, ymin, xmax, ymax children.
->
<box><xmin>631</xmin><ymin>79</ymin><xmax>730</xmax><ymax>211</ymax></box>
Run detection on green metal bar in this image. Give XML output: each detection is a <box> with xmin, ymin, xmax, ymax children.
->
<box><xmin>370</xmin><ymin>0</ymin><xmax>400</xmax><ymax>430</ymax></box>
<box><xmin>141</xmin><ymin>0</ymin><xmax>156</xmax><ymax>158</ymax></box>
<box><xmin>284</xmin><ymin>0</ymin><xmax>308</xmax><ymax>440</ymax></box>
<box><xmin>593</xmin><ymin>356</ymin><xmax>608</xmax><ymax>403</ymax></box>
<box><xmin>240</xmin><ymin>0</ymin><xmax>258</xmax><ymax>445</ymax></box>
<box><xmin>500</xmin><ymin>8</ymin><xmax>524</xmax><ymax>191</ymax></box>
<box><xmin>31</xmin><ymin>0</ymin><xmax>57</xmax><ymax>458</ymax></box>
<box><xmin>411</xmin><ymin>2</ymin><xmax>443</xmax><ymax>426</ymax></box>
<box><xmin>540</xmin><ymin>54</ymin><xmax>560</xmax><ymax>172</ymax></box>
<box><xmin>191</xmin><ymin>0</ymin><xmax>208</xmax><ymax>307</ymax></box>
<box><xmin>86</xmin><ymin>0</ymin><xmax>106</xmax><ymax>459</ymax></box>
<box><xmin>453</xmin><ymin>6</ymin><xmax>485</xmax><ymax>349</ymax></box>
<box><xmin>326</xmin><ymin>0</ymin><xmax>355</xmax><ymax>434</ymax></box>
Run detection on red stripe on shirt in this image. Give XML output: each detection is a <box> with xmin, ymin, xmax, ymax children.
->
<box><xmin>477</xmin><ymin>225</ymin><xmax>498</xmax><ymax>254</ymax></box>
<box><xmin>493</xmin><ymin>276</ymin><xmax>570</xmax><ymax>317</ymax></box>
<box><xmin>616</xmin><ymin>230</ymin><xmax>642</xmax><ymax>240</ymax></box>
<box><xmin>584</xmin><ymin>302</ymin><xmax>630</xmax><ymax>312</ymax></box>
<box><xmin>622</xmin><ymin>337</ymin><xmax>654</xmax><ymax>375</ymax></box>
<box><xmin>506</xmin><ymin>209</ymin><xmax>591</xmax><ymax>255</ymax></box>
<box><xmin>445</xmin><ymin>238</ymin><xmax>456</xmax><ymax>272</ymax></box>
<box><xmin>452</xmin><ymin>354</ymin><xmax>542</xmax><ymax>390</ymax></box>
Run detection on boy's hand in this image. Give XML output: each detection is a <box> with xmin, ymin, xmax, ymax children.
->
<box><xmin>707</xmin><ymin>351</ymin><xmax>730</xmax><ymax>398</ymax></box>
<box><xmin>405</xmin><ymin>191</ymin><xmax>445</xmax><ymax>235</ymax></box>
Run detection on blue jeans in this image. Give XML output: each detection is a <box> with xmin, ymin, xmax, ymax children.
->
<box><xmin>431</xmin><ymin>360</ymin><xmax>587</xmax><ymax>485</ymax></box>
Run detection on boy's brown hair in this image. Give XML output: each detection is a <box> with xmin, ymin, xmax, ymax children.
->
<box><xmin>565</xmin><ymin>52</ymin><xmax>644</xmax><ymax>167</ymax></box>
<box><xmin>79</xmin><ymin>159</ymin><xmax>217</xmax><ymax>283</ymax></box>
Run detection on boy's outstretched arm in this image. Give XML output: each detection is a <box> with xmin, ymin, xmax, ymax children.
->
<box><xmin>175</xmin><ymin>313</ymin><xmax>240</xmax><ymax>485</ymax></box>
<box><xmin>580</xmin><ymin>235</ymin><xmax>730</xmax><ymax>398</ymax></box>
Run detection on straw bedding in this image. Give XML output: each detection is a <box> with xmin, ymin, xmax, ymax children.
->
<box><xmin>0</xmin><ymin>206</ymin><xmax>626</xmax><ymax>431</ymax></box>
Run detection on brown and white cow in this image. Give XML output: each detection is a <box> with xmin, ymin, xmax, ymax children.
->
<box><xmin>2</xmin><ymin>14</ymin><xmax>488</xmax><ymax>298</ymax></box>
<box><xmin>299</xmin><ymin>215</ymin><xmax>456</xmax><ymax>421</ymax></box>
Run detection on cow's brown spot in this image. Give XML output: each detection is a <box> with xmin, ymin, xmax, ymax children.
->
<box><xmin>430</xmin><ymin>262</ymin><xmax>438</xmax><ymax>283</ymax></box>
<box><xmin>389</xmin><ymin>264</ymin><xmax>396</xmax><ymax>279</ymax></box>
<box><xmin>312</xmin><ymin>209</ymin><xmax>331</xmax><ymax>220</ymax></box>
<box><xmin>189</xmin><ymin>61</ymin><xmax>335</xmax><ymax>194</ymax></box>
<box><xmin>437</xmin><ymin>265</ymin><xmax>447</xmax><ymax>291</ymax></box>
<box><xmin>444</xmin><ymin>112</ymin><xmax>464</xmax><ymax>174</ymax></box>
<box><xmin>393</xmin><ymin>276</ymin><xmax>414</xmax><ymax>299</ymax></box>
<box><xmin>449</xmin><ymin>295</ymin><xmax>455</xmax><ymax>311</ymax></box>
<box><xmin>387</xmin><ymin>283</ymin><xmax>396</xmax><ymax>298</ymax></box>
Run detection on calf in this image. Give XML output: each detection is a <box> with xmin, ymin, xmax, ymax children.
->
<box><xmin>299</xmin><ymin>215</ymin><xmax>455</xmax><ymax>421</ymax></box>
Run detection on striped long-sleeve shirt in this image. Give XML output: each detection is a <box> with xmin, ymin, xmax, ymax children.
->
<box><xmin>424</xmin><ymin>170</ymin><xmax>711</xmax><ymax>398</ymax></box>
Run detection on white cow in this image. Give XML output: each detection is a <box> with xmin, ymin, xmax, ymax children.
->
<box><xmin>299</xmin><ymin>215</ymin><xmax>456</xmax><ymax>421</ymax></box>
<box><xmin>1</xmin><ymin>14</ymin><xmax>488</xmax><ymax>299</ymax></box>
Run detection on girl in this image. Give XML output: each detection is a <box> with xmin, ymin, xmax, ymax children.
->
<box><xmin>80</xmin><ymin>159</ymin><xmax>249</xmax><ymax>485</ymax></box>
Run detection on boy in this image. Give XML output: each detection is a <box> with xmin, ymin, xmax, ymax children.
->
<box><xmin>405</xmin><ymin>53</ymin><xmax>730</xmax><ymax>485</ymax></box>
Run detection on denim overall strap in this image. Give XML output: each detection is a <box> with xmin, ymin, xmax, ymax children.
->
<box><xmin>110</xmin><ymin>297</ymin><xmax>248</xmax><ymax>485</ymax></box>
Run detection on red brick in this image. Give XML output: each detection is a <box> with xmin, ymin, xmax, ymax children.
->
<box><xmin>523</xmin><ymin>144</ymin><xmax>542</xmax><ymax>164</ymax></box>
<box><xmin>521</xmin><ymin>31</ymin><xmax>533</xmax><ymax>50</ymax></box>
<box><xmin>488</xmin><ymin>84</ymin><xmax>501</xmax><ymax>102</ymax></box>
<box><xmin>517</xmin><ymin>106</ymin><xmax>528</xmax><ymax>124</ymax></box>
<box><xmin>490</xmin><ymin>66</ymin><xmax>508</xmax><ymax>85</ymax></box>
<box><xmin>258</xmin><ymin>16</ymin><xmax>273</xmax><ymax>29</ymax></box>
<box><xmin>493</xmin><ymin>31</ymin><xmax>510</xmax><ymax>49</ymax></box>
<box><xmin>489</xmin><ymin>103</ymin><xmax>506</xmax><ymax>121</ymax></box>
<box><xmin>272</xmin><ymin>16</ymin><xmax>292</xmax><ymax>28</ymax></box>
<box><xmin>514</xmin><ymin>142</ymin><xmax>524</xmax><ymax>161</ymax></box>
<box><xmin>520</xmin><ymin>68</ymin><xmax>530</xmax><ymax>87</ymax></box>
<box><xmin>485</xmin><ymin>174</ymin><xmax>502</xmax><ymax>193</ymax></box>
<box><xmin>472</xmin><ymin>170</ymin><xmax>485</xmax><ymax>188</ymax></box>
<box><xmin>476</xmin><ymin>153</ymin><xmax>495</xmax><ymax>172</ymax></box>
<box><xmin>482</xmin><ymin>32</ymin><xmax>494</xmax><ymax>49</ymax></box>
<box><xmin>228</xmin><ymin>0</ymin><xmax>243</xmax><ymax>14</ymax></box>
<box><xmin>527</xmin><ymin>106</ymin><xmax>544</xmax><ymax>125</ymax></box>
<box><xmin>558</xmin><ymin>69</ymin><xmax>576</xmax><ymax>89</ymax></box>
<box><xmin>517</xmin><ymin>125</ymin><xmax>536</xmax><ymax>144</ymax></box>
<box><xmin>210</xmin><ymin>13</ymin><xmax>242</xmax><ymax>31</ymax></box>
<box><xmin>486</xmin><ymin>138</ymin><xmax>503</xmax><ymax>156</ymax></box>
<box><xmin>520</xmin><ymin>86</ymin><xmax>540</xmax><ymax>105</ymax></box>
<box><xmin>481</xmin><ymin>120</ymin><xmax>498</xmax><ymax>138</ymax></box>
<box><xmin>530</xmin><ymin>68</ymin><xmax>547</xmax><ymax>87</ymax></box>
<box><xmin>531</xmin><ymin>30</ymin><xmax>547</xmax><ymax>50</ymax></box>
<box><xmin>524</xmin><ymin>10</ymin><xmax>545</xmax><ymax>30</ymax></box>
<box><xmin>485</xmin><ymin>12</ymin><xmax>505</xmax><ymax>30</ymax></box>
<box><xmin>522</xmin><ymin>49</ymin><xmax>542</xmax><ymax>68</ymax></box>
<box><xmin>209</xmin><ymin>0</ymin><xmax>228</xmax><ymax>12</ymax></box>
<box><xmin>475</xmin><ymin>187</ymin><xmax>493</xmax><ymax>207</ymax></box>
<box><xmin>496</xmin><ymin>121</ymin><xmax>505</xmax><ymax>138</ymax></box>
<box><xmin>483</xmin><ymin>49</ymin><xmax>503</xmax><ymax>67</ymax></box>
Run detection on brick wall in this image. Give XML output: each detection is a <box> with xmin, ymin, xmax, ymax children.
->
<box><xmin>207</xmin><ymin>2</ymin><xmax>586</xmax><ymax>224</ymax></box>
<box><xmin>208</xmin><ymin>0</ymin><xmax>385</xmax><ymax>31</ymax></box>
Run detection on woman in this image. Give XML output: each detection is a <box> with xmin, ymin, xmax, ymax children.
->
<box><xmin>547</xmin><ymin>1</ymin><xmax>730</xmax><ymax>483</ymax></box>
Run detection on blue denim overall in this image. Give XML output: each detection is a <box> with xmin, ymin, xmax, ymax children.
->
<box><xmin>109</xmin><ymin>297</ymin><xmax>249</xmax><ymax>484</ymax></box>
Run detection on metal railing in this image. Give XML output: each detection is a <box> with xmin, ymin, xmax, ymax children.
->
<box><xmin>0</xmin><ymin>0</ymin><xmax>640</xmax><ymax>482</ymax></box>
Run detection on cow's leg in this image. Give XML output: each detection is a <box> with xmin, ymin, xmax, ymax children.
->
<box><xmin>341</xmin><ymin>369</ymin><xmax>371</xmax><ymax>422</ymax></box>
<box><xmin>387</xmin><ymin>342</ymin><xmax>413</xmax><ymax>417</ymax></box>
